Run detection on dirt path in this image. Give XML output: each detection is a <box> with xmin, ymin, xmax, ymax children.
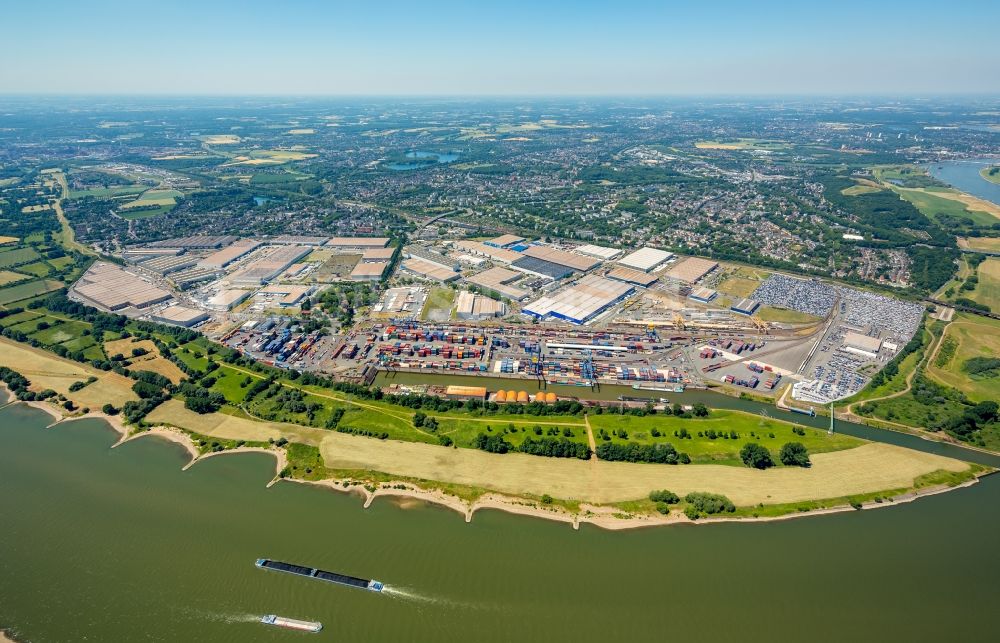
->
<box><xmin>584</xmin><ymin>413</ymin><xmax>597</xmax><ymax>458</ymax></box>
<box><xmin>48</xmin><ymin>170</ymin><xmax>95</xmax><ymax>257</ymax></box>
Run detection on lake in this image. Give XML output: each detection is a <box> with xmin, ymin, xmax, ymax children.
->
<box><xmin>1</xmin><ymin>399</ymin><xmax>999</xmax><ymax>642</ymax></box>
<box><xmin>925</xmin><ymin>158</ymin><xmax>1000</xmax><ymax>206</ymax></box>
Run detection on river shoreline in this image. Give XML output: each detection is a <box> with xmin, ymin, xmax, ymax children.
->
<box><xmin>2</xmin><ymin>392</ymin><xmax>991</xmax><ymax>531</ymax></box>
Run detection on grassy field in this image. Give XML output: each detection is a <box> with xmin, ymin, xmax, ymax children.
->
<box><xmin>893</xmin><ymin>186</ymin><xmax>999</xmax><ymax>227</ymax></box>
<box><xmin>980</xmin><ymin>166</ymin><xmax>1000</xmax><ymax>185</ymax></box>
<box><xmin>755</xmin><ymin>306</ymin><xmax>822</xmax><ymax>324</ymax></box>
<box><xmin>588</xmin><ymin>410</ymin><xmax>861</xmax><ymax>464</ymax></box>
<box><xmin>420</xmin><ymin>286</ymin><xmax>455</xmax><ymax>321</ymax></box>
<box><xmin>223</xmin><ymin>150</ymin><xmax>317</xmax><ymax>166</ymax></box>
<box><xmin>969</xmin><ymin>257</ymin><xmax>1000</xmax><ymax>310</ymax></box>
<box><xmin>0</xmin><ymin>270</ymin><xmax>28</xmax><ymax>286</ymax></box>
<box><xmin>926</xmin><ymin>314</ymin><xmax>1000</xmax><ymax>402</ymax></box>
<box><xmin>68</xmin><ymin>186</ymin><xmax>146</xmax><ymax>199</ymax></box>
<box><xmin>0</xmin><ymin>336</ymin><xmax>135</xmax><ymax>408</ymax></box>
<box><xmin>105</xmin><ymin>337</ymin><xmax>186</xmax><ymax>384</ymax></box>
<box><xmin>319</xmin><ymin>435</ymin><xmax>968</xmax><ymax>506</ymax></box>
<box><xmin>199</xmin><ymin>134</ymin><xmax>241</xmax><ymax>145</ymax></box>
<box><xmin>0</xmin><ymin>247</ymin><xmax>41</xmax><ymax>268</ymax></box>
<box><xmin>16</xmin><ymin>261</ymin><xmax>53</xmax><ymax>277</ymax></box>
<box><xmin>694</xmin><ymin>139</ymin><xmax>789</xmax><ymax>151</ymax></box>
<box><xmin>147</xmin><ymin>399</ymin><xmax>328</xmax><ymax>445</ymax></box>
<box><xmin>0</xmin><ymin>279</ymin><xmax>63</xmax><ymax>305</ymax></box>
<box><xmin>958</xmin><ymin>236</ymin><xmax>1000</xmax><ymax>252</ymax></box>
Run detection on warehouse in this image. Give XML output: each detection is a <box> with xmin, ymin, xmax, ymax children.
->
<box><xmin>574</xmin><ymin>244</ymin><xmax>622</xmax><ymax>261</ymax></box>
<box><xmin>406</xmin><ymin>245</ymin><xmax>456</xmax><ymax>270</ymax></box>
<box><xmin>137</xmin><ymin>254</ymin><xmax>197</xmax><ymax>275</ymax></box>
<box><xmin>402</xmin><ymin>258</ymin><xmax>459</xmax><ymax>283</ymax></box>
<box><xmin>361</xmin><ymin>247</ymin><xmax>396</xmax><ymax>262</ymax></box>
<box><xmin>843</xmin><ymin>331</ymin><xmax>882</xmax><ymax>358</ymax></box>
<box><xmin>197</xmin><ymin>239</ymin><xmax>262</xmax><ymax>270</ymax></box>
<box><xmin>444</xmin><ymin>385</ymin><xmax>487</xmax><ymax>401</ymax></box>
<box><xmin>731</xmin><ymin>298</ymin><xmax>760</xmax><ymax>315</ymax></box>
<box><xmin>521</xmin><ymin>245</ymin><xmax>600</xmax><ymax>272</ymax></box>
<box><xmin>456</xmin><ymin>291</ymin><xmax>506</xmax><ymax>320</ymax></box>
<box><xmin>617</xmin><ymin>247</ymin><xmax>673</xmax><ymax>272</ymax></box>
<box><xmin>149</xmin><ymin>304</ymin><xmax>209</xmax><ymax>328</ymax></box>
<box><xmin>147</xmin><ymin>235</ymin><xmax>237</xmax><ymax>249</ymax></box>
<box><xmin>664</xmin><ymin>256</ymin><xmax>719</xmax><ymax>283</ymax></box>
<box><xmin>511</xmin><ymin>255</ymin><xmax>575</xmax><ymax>280</ymax></box>
<box><xmin>169</xmin><ymin>267</ymin><xmax>219</xmax><ymax>289</ymax></box>
<box><xmin>605</xmin><ymin>266</ymin><xmax>658</xmax><ymax>287</ymax></box>
<box><xmin>123</xmin><ymin>247</ymin><xmax>184</xmax><ymax>261</ymax></box>
<box><xmin>485</xmin><ymin>234</ymin><xmax>525</xmax><ymax>249</ymax></box>
<box><xmin>325</xmin><ymin>237</ymin><xmax>390</xmax><ymax>250</ymax></box>
<box><xmin>257</xmin><ymin>284</ymin><xmax>314</xmax><ymax>307</ymax></box>
<box><xmin>689</xmin><ymin>287</ymin><xmax>718</xmax><ymax>303</ymax></box>
<box><xmin>72</xmin><ymin>262</ymin><xmax>173</xmax><ymax>312</ymax></box>
<box><xmin>205</xmin><ymin>288</ymin><xmax>253</xmax><ymax>311</ymax></box>
<box><xmin>349</xmin><ymin>261</ymin><xmax>389</xmax><ymax>282</ymax></box>
<box><xmin>523</xmin><ymin>275</ymin><xmax>633</xmax><ymax>325</ymax></box>
<box><xmin>270</xmin><ymin>235</ymin><xmax>329</xmax><ymax>246</ymax></box>
<box><xmin>451</xmin><ymin>240</ymin><xmax>520</xmax><ymax>264</ymax></box>
<box><xmin>228</xmin><ymin>246</ymin><xmax>311</xmax><ymax>285</ymax></box>
<box><xmin>464</xmin><ymin>266</ymin><xmax>529</xmax><ymax>300</ymax></box>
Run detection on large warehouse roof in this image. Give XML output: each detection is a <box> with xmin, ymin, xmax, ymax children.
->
<box><xmin>521</xmin><ymin>245</ymin><xmax>600</xmax><ymax>272</ymax></box>
<box><xmin>617</xmin><ymin>247</ymin><xmax>673</xmax><ymax>272</ymax></box>
<box><xmin>73</xmin><ymin>262</ymin><xmax>173</xmax><ymax>311</ymax></box>
<box><xmin>452</xmin><ymin>240</ymin><xmax>521</xmax><ymax>264</ymax></box>
<box><xmin>511</xmin><ymin>255</ymin><xmax>575</xmax><ymax>280</ymax></box>
<box><xmin>465</xmin><ymin>267</ymin><xmax>529</xmax><ymax>300</ymax></box>
<box><xmin>574</xmin><ymin>244</ymin><xmax>623</xmax><ymax>260</ymax></box>
<box><xmin>403</xmin><ymin>258</ymin><xmax>459</xmax><ymax>282</ymax></box>
<box><xmin>605</xmin><ymin>266</ymin><xmax>658</xmax><ymax>287</ymax></box>
<box><xmin>664</xmin><ymin>256</ymin><xmax>718</xmax><ymax>283</ymax></box>
<box><xmin>523</xmin><ymin>275</ymin><xmax>633</xmax><ymax>324</ymax></box>
<box><xmin>325</xmin><ymin>237</ymin><xmax>390</xmax><ymax>249</ymax></box>
<box><xmin>844</xmin><ymin>331</ymin><xmax>882</xmax><ymax>354</ymax></box>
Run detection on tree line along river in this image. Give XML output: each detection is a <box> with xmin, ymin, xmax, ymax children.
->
<box><xmin>1</xmin><ymin>386</ymin><xmax>998</xmax><ymax>642</ymax></box>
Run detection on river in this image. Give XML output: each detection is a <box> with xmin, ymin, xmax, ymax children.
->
<box><xmin>925</xmin><ymin>158</ymin><xmax>1000</xmax><ymax>206</ymax></box>
<box><xmin>2</xmin><ymin>395</ymin><xmax>999</xmax><ymax>642</ymax></box>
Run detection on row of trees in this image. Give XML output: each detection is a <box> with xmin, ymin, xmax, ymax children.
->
<box><xmin>472</xmin><ymin>432</ymin><xmax>591</xmax><ymax>460</ymax></box>
<box><xmin>739</xmin><ymin>442</ymin><xmax>811</xmax><ymax>469</ymax></box>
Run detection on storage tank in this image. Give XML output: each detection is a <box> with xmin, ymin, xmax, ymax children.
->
<box><xmin>545</xmin><ymin>392</ymin><xmax>557</xmax><ymax>404</ymax></box>
<box><xmin>516</xmin><ymin>390</ymin><xmax>529</xmax><ymax>403</ymax></box>
<box><xmin>495</xmin><ymin>390</ymin><xmax>507</xmax><ymax>403</ymax></box>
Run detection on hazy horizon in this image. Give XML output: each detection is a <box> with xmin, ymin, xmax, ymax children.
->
<box><xmin>3</xmin><ymin>0</ymin><xmax>998</xmax><ymax>96</ymax></box>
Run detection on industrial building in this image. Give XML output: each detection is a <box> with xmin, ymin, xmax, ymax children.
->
<box><xmin>455</xmin><ymin>291</ymin><xmax>505</xmax><ymax>320</ymax></box>
<box><xmin>349</xmin><ymin>261</ymin><xmax>390</xmax><ymax>282</ymax></box>
<box><xmin>149</xmin><ymin>304</ymin><xmax>209</xmax><ymax>327</ymax></box>
<box><xmin>228</xmin><ymin>246</ymin><xmax>311</xmax><ymax>286</ymax></box>
<box><xmin>402</xmin><ymin>258</ymin><xmax>459</xmax><ymax>283</ymax></box>
<box><xmin>72</xmin><ymin>262</ymin><xmax>173</xmax><ymax>312</ymax></box>
<box><xmin>484</xmin><ymin>234</ymin><xmax>525</xmax><ymax>249</ymax></box>
<box><xmin>406</xmin><ymin>245</ymin><xmax>456</xmax><ymax>270</ymax></box>
<box><xmin>444</xmin><ymin>385</ymin><xmax>487</xmax><ymax>401</ymax></box>
<box><xmin>617</xmin><ymin>247</ymin><xmax>673</xmax><ymax>272</ymax></box>
<box><xmin>205</xmin><ymin>288</ymin><xmax>253</xmax><ymax>311</ymax></box>
<box><xmin>451</xmin><ymin>240</ymin><xmax>520</xmax><ymax>264</ymax></box>
<box><xmin>689</xmin><ymin>287</ymin><xmax>718</xmax><ymax>303</ymax></box>
<box><xmin>325</xmin><ymin>237</ymin><xmax>390</xmax><ymax>250</ymax></box>
<box><xmin>664</xmin><ymin>256</ymin><xmax>719</xmax><ymax>283</ymax></box>
<box><xmin>270</xmin><ymin>235</ymin><xmax>329</xmax><ymax>246</ymax></box>
<box><xmin>361</xmin><ymin>247</ymin><xmax>396</xmax><ymax>262</ymax></box>
<box><xmin>511</xmin><ymin>255</ymin><xmax>575</xmax><ymax>280</ymax></box>
<box><xmin>197</xmin><ymin>239</ymin><xmax>262</xmax><ymax>270</ymax></box>
<box><xmin>169</xmin><ymin>266</ymin><xmax>219</xmax><ymax>289</ymax></box>
<box><xmin>372</xmin><ymin>286</ymin><xmax>426</xmax><ymax>316</ymax></box>
<box><xmin>256</xmin><ymin>284</ymin><xmax>314</xmax><ymax>307</ymax></box>
<box><xmin>147</xmin><ymin>235</ymin><xmax>237</xmax><ymax>249</ymax></box>
<box><xmin>137</xmin><ymin>254</ymin><xmax>197</xmax><ymax>275</ymax></box>
<box><xmin>731</xmin><ymin>298</ymin><xmax>760</xmax><ymax>315</ymax></box>
<box><xmin>574</xmin><ymin>244</ymin><xmax>623</xmax><ymax>261</ymax></box>
<box><xmin>521</xmin><ymin>245</ymin><xmax>600</xmax><ymax>272</ymax></box>
<box><xmin>605</xmin><ymin>266</ymin><xmax>658</xmax><ymax>287</ymax></box>
<box><xmin>464</xmin><ymin>266</ymin><xmax>529</xmax><ymax>300</ymax></box>
<box><xmin>843</xmin><ymin>331</ymin><xmax>882</xmax><ymax>358</ymax></box>
<box><xmin>523</xmin><ymin>275</ymin><xmax>634</xmax><ymax>325</ymax></box>
<box><xmin>123</xmin><ymin>247</ymin><xmax>184</xmax><ymax>262</ymax></box>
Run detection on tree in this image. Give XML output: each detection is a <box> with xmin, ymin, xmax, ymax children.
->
<box><xmin>779</xmin><ymin>442</ymin><xmax>811</xmax><ymax>467</ymax></box>
<box><xmin>649</xmin><ymin>489</ymin><xmax>680</xmax><ymax>504</ymax></box>
<box><xmin>413</xmin><ymin>411</ymin><xmax>427</xmax><ymax>427</ymax></box>
<box><xmin>692</xmin><ymin>402</ymin><xmax>709</xmax><ymax>417</ymax></box>
<box><xmin>740</xmin><ymin>443</ymin><xmax>774</xmax><ymax>469</ymax></box>
<box><xmin>101</xmin><ymin>403</ymin><xmax>118</xmax><ymax>415</ymax></box>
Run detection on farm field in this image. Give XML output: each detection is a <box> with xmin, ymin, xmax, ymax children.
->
<box><xmin>893</xmin><ymin>186</ymin><xmax>1000</xmax><ymax>226</ymax></box>
<box><xmin>104</xmin><ymin>337</ymin><xmax>186</xmax><ymax>384</ymax></box>
<box><xmin>146</xmin><ymin>399</ymin><xmax>328</xmax><ymax>446</ymax></box>
<box><xmin>694</xmin><ymin>138</ymin><xmax>789</xmax><ymax>151</ymax></box>
<box><xmin>0</xmin><ymin>247</ymin><xmax>41</xmax><ymax>268</ymax></box>
<box><xmin>199</xmin><ymin>134</ymin><xmax>241</xmax><ymax>145</ymax></box>
<box><xmin>0</xmin><ymin>279</ymin><xmax>63</xmax><ymax>305</ymax></box>
<box><xmin>969</xmin><ymin>257</ymin><xmax>1000</xmax><ymax>310</ymax></box>
<box><xmin>222</xmin><ymin>150</ymin><xmax>317</xmax><ymax>166</ymax></box>
<box><xmin>958</xmin><ymin>236</ymin><xmax>1000</xmax><ymax>252</ymax></box>
<box><xmin>926</xmin><ymin>314</ymin><xmax>1000</xmax><ymax>402</ymax></box>
<box><xmin>0</xmin><ymin>270</ymin><xmax>28</xmax><ymax>286</ymax></box>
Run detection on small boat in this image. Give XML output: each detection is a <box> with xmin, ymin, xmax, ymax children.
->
<box><xmin>260</xmin><ymin>614</ymin><xmax>322</xmax><ymax>633</ymax></box>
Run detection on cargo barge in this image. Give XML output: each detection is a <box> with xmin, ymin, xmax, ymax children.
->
<box><xmin>255</xmin><ymin>558</ymin><xmax>384</xmax><ymax>592</ymax></box>
<box><xmin>260</xmin><ymin>615</ymin><xmax>323</xmax><ymax>633</ymax></box>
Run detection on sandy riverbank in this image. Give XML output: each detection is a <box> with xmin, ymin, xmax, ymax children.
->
<box><xmin>4</xmin><ymin>396</ymin><xmax>991</xmax><ymax>531</ymax></box>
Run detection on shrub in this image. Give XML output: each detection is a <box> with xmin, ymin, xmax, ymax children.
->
<box><xmin>779</xmin><ymin>442</ymin><xmax>811</xmax><ymax>467</ymax></box>
<box><xmin>684</xmin><ymin>491</ymin><xmax>736</xmax><ymax>516</ymax></box>
<box><xmin>740</xmin><ymin>442</ymin><xmax>774</xmax><ymax>469</ymax></box>
<box><xmin>649</xmin><ymin>489</ymin><xmax>680</xmax><ymax>504</ymax></box>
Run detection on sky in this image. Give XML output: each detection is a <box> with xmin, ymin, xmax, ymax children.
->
<box><xmin>2</xmin><ymin>0</ymin><xmax>999</xmax><ymax>95</ymax></box>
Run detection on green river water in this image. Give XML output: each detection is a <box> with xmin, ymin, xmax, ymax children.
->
<box><xmin>2</xmin><ymin>391</ymin><xmax>999</xmax><ymax>642</ymax></box>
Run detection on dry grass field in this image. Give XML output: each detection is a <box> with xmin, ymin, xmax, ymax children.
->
<box><xmin>318</xmin><ymin>434</ymin><xmax>968</xmax><ymax>506</ymax></box>
<box><xmin>147</xmin><ymin>400</ymin><xmax>328</xmax><ymax>445</ymax></box>
<box><xmin>0</xmin><ymin>337</ymin><xmax>136</xmax><ymax>407</ymax></box>
<box><xmin>0</xmin><ymin>270</ymin><xmax>28</xmax><ymax>286</ymax></box>
<box><xmin>958</xmin><ymin>236</ymin><xmax>1000</xmax><ymax>252</ymax></box>
<box><xmin>199</xmin><ymin>134</ymin><xmax>241</xmax><ymax>145</ymax></box>
<box><xmin>104</xmin><ymin>338</ymin><xmax>185</xmax><ymax>384</ymax></box>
